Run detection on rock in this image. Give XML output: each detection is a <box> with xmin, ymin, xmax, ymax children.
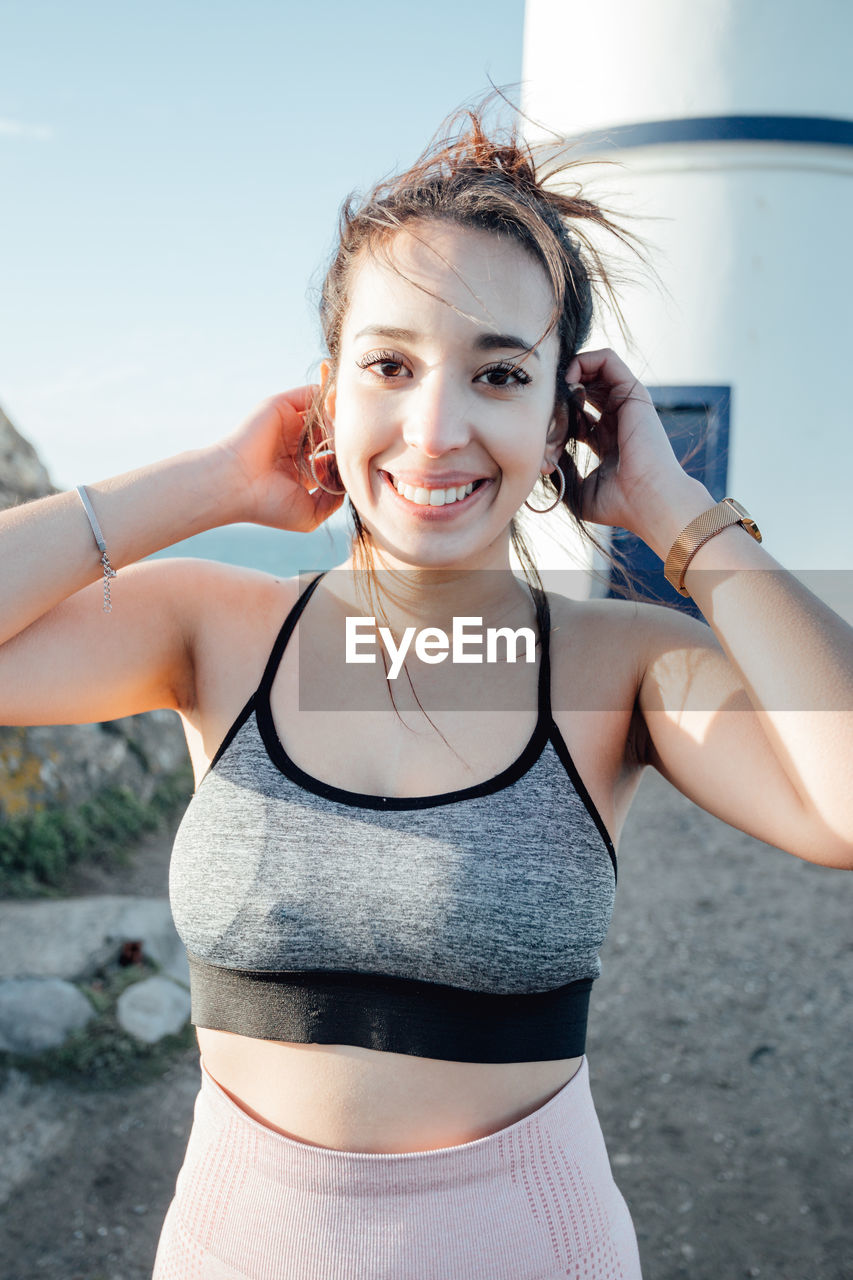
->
<box><xmin>0</xmin><ymin>896</ymin><xmax>189</xmax><ymax>985</ymax></box>
<box><xmin>0</xmin><ymin>978</ymin><xmax>95</xmax><ymax>1054</ymax></box>
<box><xmin>0</xmin><ymin>895</ymin><xmax>191</xmax><ymax>1059</ymax></box>
<box><xmin>104</xmin><ymin>710</ymin><xmax>191</xmax><ymax>778</ymax></box>
<box><xmin>0</xmin><ymin>713</ymin><xmax>187</xmax><ymax>821</ymax></box>
<box><xmin>116</xmin><ymin>976</ymin><xmax>191</xmax><ymax>1044</ymax></box>
<box><xmin>0</xmin><ymin>402</ymin><xmax>55</xmax><ymax>508</ymax></box>
<box><xmin>106</xmin><ymin>898</ymin><xmax>190</xmax><ymax>988</ymax></box>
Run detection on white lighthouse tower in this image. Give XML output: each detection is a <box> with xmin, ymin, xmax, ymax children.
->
<box><xmin>519</xmin><ymin>0</ymin><xmax>853</xmax><ymax>617</ymax></box>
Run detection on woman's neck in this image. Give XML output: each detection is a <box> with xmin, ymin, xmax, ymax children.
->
<box><xmin>328</xmin><ymin>556</ymin><xmax>533</xmax><ymax>638</ymax></box>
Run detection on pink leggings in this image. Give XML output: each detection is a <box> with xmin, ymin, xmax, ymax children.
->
<box><xmin>152</xmin><ymin>1054</ymin><xmax>642</xmax><ymax>1279</ymax></box>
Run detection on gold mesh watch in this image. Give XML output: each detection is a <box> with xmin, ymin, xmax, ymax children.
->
<box><xmin>664</xmin><ymin>498</ymin><xmax>762</xmax><ymax>597</ymax></box>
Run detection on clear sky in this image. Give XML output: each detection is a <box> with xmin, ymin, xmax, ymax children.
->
<box><xmin>1</xmin><ymin>0</ymin><xmax>526</xmax><ymax>489</ymax></box>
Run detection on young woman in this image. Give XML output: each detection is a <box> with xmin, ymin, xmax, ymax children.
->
<box><xmin>2</xmin><ymin>104</ymin><xmax>851</xmax><ymax>1280</ymax></box>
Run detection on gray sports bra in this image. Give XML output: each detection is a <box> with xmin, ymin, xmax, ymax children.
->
<box><xmin>169</xmin><ymin>571</ymin><xmax>618</xmax><ymax>1063</ymax></box>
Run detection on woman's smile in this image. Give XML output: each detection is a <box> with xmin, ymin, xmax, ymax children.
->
<box><xmin>378</xmin><ymin>469</ymin><xmax>494</xmax><ymax>519</ymax></box>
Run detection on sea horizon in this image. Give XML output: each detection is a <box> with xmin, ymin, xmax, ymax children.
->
<box><xmin>146</xmin><ymin>517</ymin><xmax>353</xmax><ymax>578</ymax></box>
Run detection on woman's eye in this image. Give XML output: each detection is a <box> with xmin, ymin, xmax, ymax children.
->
<box><xmin>355</xmin><ymin>352</ymin><xmax>531</xmax><ymax>388</ymax></box>
<box><xmin>477</xmin><ymin>362</ymin><xmax>532</xmax><ymax>389</ymax></box>
<box><xmin>356</xmin><ymin>350</ymin><xmax>410</xmax><ymax>380</ymax></box>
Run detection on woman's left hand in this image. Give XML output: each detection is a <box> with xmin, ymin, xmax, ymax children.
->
<box><xmin>563</xmin><ymin>348</ymin><xmax>694</xmax><ymax>538</ymax></box>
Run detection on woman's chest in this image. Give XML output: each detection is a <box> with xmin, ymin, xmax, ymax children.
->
<box><xmin>184</xmin><ymin>589</ymin><xmax>647</xmax><ymax>851</ymax></box>
<box><xmin>170</xmin><ymin>736</ymin><xmax>617</xmax><ymax>994</ymax></box>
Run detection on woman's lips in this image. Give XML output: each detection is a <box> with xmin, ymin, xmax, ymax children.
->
<box><xmin>379</xmin><ymin>470</ymin><xmax>492</xmax><ymax>519</ymax></box>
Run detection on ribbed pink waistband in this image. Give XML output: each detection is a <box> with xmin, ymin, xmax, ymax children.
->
<box><xmin>197</xmin><ymin>1053</ymin><xmax>596</xmax><ymax>1194</ymax></box>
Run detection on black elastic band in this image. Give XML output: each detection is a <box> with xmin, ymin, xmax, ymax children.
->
<box><xmin>187</xmin><ymin>953</ymin><xmax>593</xmax><ymax>1063</ymax></box>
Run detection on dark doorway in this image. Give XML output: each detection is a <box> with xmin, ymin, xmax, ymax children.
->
<box><xmin>605</xmin><ymin>386</ymin><xmax>731</xmax><ymax>622</ymax></box>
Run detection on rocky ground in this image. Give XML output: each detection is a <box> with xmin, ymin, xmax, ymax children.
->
<box><xmin>0</xmin><ymin>769</ymin><xmax>850</xmax><ymax>1280</ymax></box>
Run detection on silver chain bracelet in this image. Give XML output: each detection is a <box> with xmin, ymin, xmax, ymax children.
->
<box><xmin>75</xmin><ymin>485</ymin><xmax>117</xmax><ymax>613</ymax></box>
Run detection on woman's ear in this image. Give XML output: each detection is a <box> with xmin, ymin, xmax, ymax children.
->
<box><xmin>542</xmin><ymin>400</ymin><xmax>569</xmax><ymax>471</ymax></box>
<box><xmin>320</xmin><ymin>360</ymin><xmax>337</xmax><ymax>422</ymax></box>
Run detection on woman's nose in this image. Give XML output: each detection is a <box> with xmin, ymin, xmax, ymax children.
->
<box><xmin>401</xmin><ymin>374</ymin><xmax>472</xmax><ymax>457</ymax></box>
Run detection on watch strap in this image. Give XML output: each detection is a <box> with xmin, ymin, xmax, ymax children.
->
<box><xmin>664</xmin><ymin>498</ymin><xmax>762</xmax><ymax>597</ymax></box>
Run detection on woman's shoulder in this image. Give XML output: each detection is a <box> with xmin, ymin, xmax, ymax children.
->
<box><xmin>543</xmin><ymin>586</ymin><xmax>647</xmax><ymax>653</ymax></box>
<box><xmin>188</xmin><ymin>556</ymin><xmax>307</xmax><ymax>610</ymax></box>
<box><xmin>545</xmin><ymin>587</ymin><xmax>717</xmax><ymax>678</ymax></box>
<box><xmin>543</xmin><ymin>587</ymin><xmax>714</xmax><ymax>766</ymax></box>
<box><xmin>168</xmin><ymin>559</ymin><xmax>307</xmax><ymax>712</ymax></box>
<box><xmin>543</xmin><ymin>587</ymin><xmax>651</xmax><ymax>718</ymax></box>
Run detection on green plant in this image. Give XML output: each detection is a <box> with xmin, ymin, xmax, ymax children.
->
<box><xmin>0</xmin><ymin>762</ymin><xmax>194</xmax><ymax>898</ymax></box>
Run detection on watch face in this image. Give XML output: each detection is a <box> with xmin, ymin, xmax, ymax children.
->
<box><xmin>724</xmin><ymin>498</ymin><xmax>762</xmax><ymax>542</ymax></box>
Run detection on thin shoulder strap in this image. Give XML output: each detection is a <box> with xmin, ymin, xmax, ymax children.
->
<box><xmin>533</xmin><ymin>586</ymin><xmax>552</xmax><ymax>724</ymax></box>
<box><xmin>199</xmin><ymin>571</ymin><xmax>328</xmax><ymax>784</ymax></box>
<box><xmin>256</xmin><ymin>571</ymin><xmax>328</xmax><ymax>700</ymax></box>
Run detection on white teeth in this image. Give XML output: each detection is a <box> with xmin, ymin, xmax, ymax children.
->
<box><xmin>391</xmin><ymin>477</ymin><xmax>478</xmax><ymax>506</ymax></box>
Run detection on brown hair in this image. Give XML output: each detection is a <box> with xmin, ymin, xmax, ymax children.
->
<box><xmin>299</xmin><ymin>90</ymin><xmax>650</xmax><ymax>624</ymax></box>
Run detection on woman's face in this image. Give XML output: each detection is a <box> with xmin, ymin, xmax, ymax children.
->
<box><xmin>324</xmin><ymin>220</ymin><xmax>565</xmax><ymax>572</ymax></box>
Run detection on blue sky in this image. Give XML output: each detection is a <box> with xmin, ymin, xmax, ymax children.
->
<box><xmin>1</xmin><ymin>0</ymin><xmax>525</xmax><ymax>489</ymax></box>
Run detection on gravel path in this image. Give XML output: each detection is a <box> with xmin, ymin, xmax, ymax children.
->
<box><xmin>0</xmin><ymin>769</ymin><xmax>850</xmax><ymax>1280</ymax></box>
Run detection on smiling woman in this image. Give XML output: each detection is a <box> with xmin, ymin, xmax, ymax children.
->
<box><xmin>1</xmin><ymin>90</ymin><xmax>852</xmax><ymax>1280</ymax></box>
<box><xmin>320</xmin><ymin>224</ymin><xmax>563</xmax><ymax>569</ymax></box>
<box><xmin>297</xmin><ymin>108</ymin><xmax>638</xmax><ymax>616</ymax></box>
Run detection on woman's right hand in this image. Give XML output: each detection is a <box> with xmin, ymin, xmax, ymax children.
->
<box><xmin>214</xmin><ymin>385</ymin><xmax>345</xmax><ymax>532</ymax></box>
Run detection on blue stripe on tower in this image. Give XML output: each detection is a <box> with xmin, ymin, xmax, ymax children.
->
<box><xmin>574</xmin><ymin>116</ymin><xmax>853</xmax><ymax>151</ymax></box>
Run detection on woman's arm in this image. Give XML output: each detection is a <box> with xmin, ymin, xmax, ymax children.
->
<box><xmin>633</xmin><ymin>480</ymin><xmax>853</xmax><ymax>868</ymax></box>
<box><xmin>567</xmin><ymin>349</ymin><xmax>853</xmax><ymax>869</ymax></box>
<box><xmin>0</xmin><ymin>447</ymin><xmax>239</xmax><ymax>647</ymax></box>
<box><xmin>0</xmin><ymin>388</ymin><xmax>343</xmax><ymax>725</ymax></box>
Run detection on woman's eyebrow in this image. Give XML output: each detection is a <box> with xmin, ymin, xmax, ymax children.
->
<box><xmin>353</xmin><ymin>324</ymin><xmax>539</xmax><ymax>359</ymax></box>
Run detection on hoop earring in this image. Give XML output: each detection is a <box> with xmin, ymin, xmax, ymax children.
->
<box><xmin>524</xmin><ymin>464</ymin><xmax>565</xmax><ymax>514</ymax></box>
<box><xmin>308</xmin><ymin>438</ymin><xmax>346</xmax><ymax>496</ymax></box>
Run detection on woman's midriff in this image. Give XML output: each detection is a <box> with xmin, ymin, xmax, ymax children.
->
<box><xmin>196</xmin><ymin>1026</ymin><xmax>584</xmax><ymax>1154</ymax></box>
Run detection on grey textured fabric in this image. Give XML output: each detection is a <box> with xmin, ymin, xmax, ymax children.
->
<box><xmin>169</xmin><ymin>723</ymin><xmax>616</xmax><ymax>995</ymax></box>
